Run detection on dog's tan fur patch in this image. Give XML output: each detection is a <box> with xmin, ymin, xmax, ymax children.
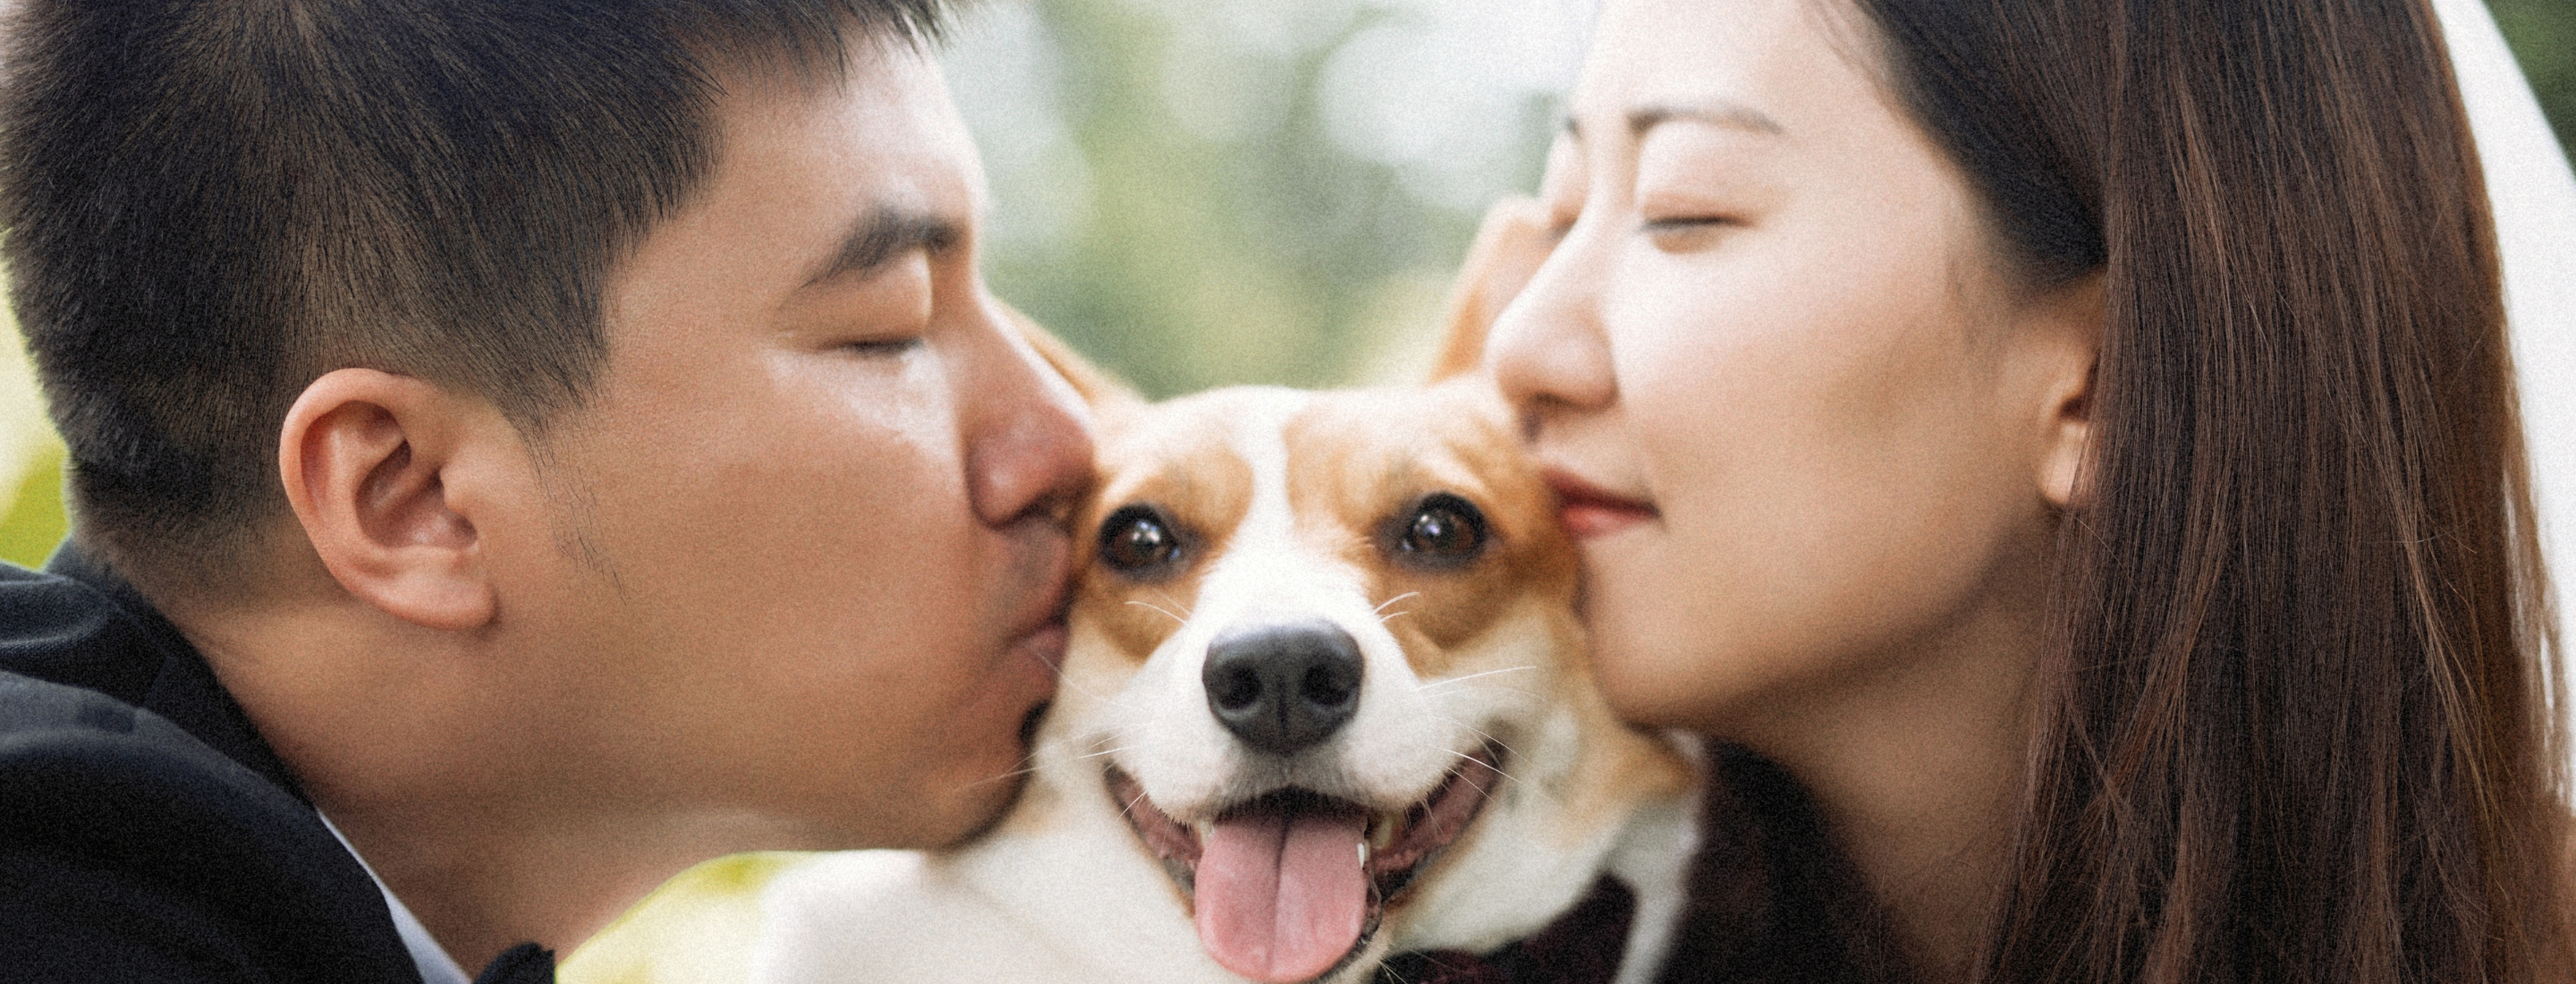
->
<box><xmin>1281</xmin><ymin>383</ymin><xmax>1577</xmax><ymax>677</ymax></box>
<box><xmin>1079</xmin><ymin>397</ymin><xmax>1257</xmax><ymax>664</ymax></box>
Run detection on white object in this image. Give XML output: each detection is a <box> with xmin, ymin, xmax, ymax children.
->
<box><xmin>2431</xmin><ymin>0</ymin><xmax>2576</xmax><ymax>763</ymax></box>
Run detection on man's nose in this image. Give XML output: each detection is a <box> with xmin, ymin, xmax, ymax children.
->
<box><xmin>965</xmin><ymin>305</ymin><xmax>1097</xmax><ymax>530</ymax></box>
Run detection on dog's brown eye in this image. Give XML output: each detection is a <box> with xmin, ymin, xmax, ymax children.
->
<box><xmin>1394</xmin><ymin>493</ymin><xmax>1487</xmax><ymax>568</ymax></box>
<box><xmin>1099</xmin><ymin>505</ymin><xmax>1184</xmax><ymax>576</ymax></box>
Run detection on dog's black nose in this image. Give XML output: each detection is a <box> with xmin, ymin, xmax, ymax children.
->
<box><xmin>1202</xmin><ymin>620</ymin><xmax>1364</xmax><ymax>756</ymax></box>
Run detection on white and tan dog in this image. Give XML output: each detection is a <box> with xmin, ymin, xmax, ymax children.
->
<box><xmin>564</xmin><ymin>202</ymin><xmax>1692</xmax><ymax>984</ymax></box>
<box><xmin>738</xmin><ymin>372</ymin><xmax>1697</xmax><ymax>984</ymax></box>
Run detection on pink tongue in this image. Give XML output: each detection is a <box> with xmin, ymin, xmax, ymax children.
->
<box><xmin>1194</xmin><ymin>807</ymin><xmax>1368</xmax><ymax>982</ymax></box>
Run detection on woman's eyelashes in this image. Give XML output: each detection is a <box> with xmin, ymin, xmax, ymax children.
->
<box><xmin>1633</xmin><ymin>144</ymin><xmax>1770</xmax><ymax>247</ymax></box>
<box><xmin>1639</xmin><ymin>212</ymin><xmax>1742</xmax><ymax>250</ymax></box>
<box><xmin>1640</xmin><ymin>214</ymin><xmax>1740</xmax><ymax>229</ymax></box>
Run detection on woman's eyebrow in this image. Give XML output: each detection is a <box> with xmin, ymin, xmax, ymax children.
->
<box><xmin>1559</xmin><ymin>100</ymin><xmax>1789</xmax><ymax>145</ymax></box>
<box><xmin>1629</xmin><ymin>101</ymin><xmax>1787</xmax><ymax>139</ymax></box>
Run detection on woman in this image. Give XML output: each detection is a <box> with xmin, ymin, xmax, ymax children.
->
<box><xmin>1463</xmin><ymin>0</ymin><xmax>2573</xmax><ymax>980</ymax></box>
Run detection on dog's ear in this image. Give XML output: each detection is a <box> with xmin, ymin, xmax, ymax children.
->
<box><xmin>1429</xmin><ymin>196</ymin><xmax>1555</xmax><ymax>382</ymax></box>
<box><xmin>998</xmin><ymin>300</ymin><xmax>1143</xmax><ymax>410</ymax></box>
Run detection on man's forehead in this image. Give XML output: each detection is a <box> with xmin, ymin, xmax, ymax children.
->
<box><xmin>674</xmin><ymin>43</ymin><xmax>979</xmax><ymax>243</ymax></box>
<box><xmin>595</xmin><ymin>38</ymin><xmax>982</xmax><ymax>343</ymax></box>
<box><xmin>711</xmin><ymin>36</ymin><xmax>934</xmax><ymax>142</ymax></box>
<box><xmin>705</xmin><ymin>39</ymin><xmax>981</xmax><ymax>212</ymax></box>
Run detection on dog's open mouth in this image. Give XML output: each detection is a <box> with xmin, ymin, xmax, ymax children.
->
<box><xmin>1106</xmin><ymin>744</ymin><xmax>1504</xmax><ymax>983</ymax></box>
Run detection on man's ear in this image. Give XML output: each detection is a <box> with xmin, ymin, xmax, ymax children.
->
<box><xmin>2034</xmin><ymin>273</ymin><xmax>2105</xmax><ymax>509</ymax></box>
<box><xmin>278</xmin><ymin>368</ymin><xmax>500</xmax><ymax>632</ymax></box>
<box><xmin>998</xmin><ymin>299</ymin><xmax>1142</xmax><ymax>411</ymax></box>
<box><xmin>1430</xmin><ymin>196</ymin><xmax>1555</xmax><ymax>381</ymax></box>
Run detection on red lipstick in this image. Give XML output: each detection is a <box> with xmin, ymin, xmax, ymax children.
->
<box><xmin>1542</xmin><ymin>470</ymin><xmax>1657</xmax><ymax>539</ymax></box>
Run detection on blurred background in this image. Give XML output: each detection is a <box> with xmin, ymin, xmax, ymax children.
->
<box><xmin>2</xmin><ymin>0</ymin><xmax>2571</xmax><ymax>567</ymax></box>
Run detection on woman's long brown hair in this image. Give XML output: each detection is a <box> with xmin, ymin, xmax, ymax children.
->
<box><xmin>1824</xmin><ymin>0</ymin><xmax>2572</xmax><ymax>980</ymax></box>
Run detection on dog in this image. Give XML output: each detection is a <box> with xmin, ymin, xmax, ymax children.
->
<box><xmin>731</xmin><ymin>369</ymin><xmax>1699</xmax><ymax>984</ymax></box>
<box><xmin>561</xmin><ymin>203</ymin><xmax>1695</xmax><ymax>984</ymax></box>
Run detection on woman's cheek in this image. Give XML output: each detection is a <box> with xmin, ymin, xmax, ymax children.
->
<box><xmin>1590</xmin><ymin>269</ymin><xmax>1926</xmax><ymax>723</ymax></box>
<box><xmin>1576</xmin><ymin>532</ymin><xmax>1719</xmax><ymax>726</ymax></box>
<box><xmin>1580</xmin><ymin>278</ymin><xmax>1764</xmax><ymax>719</ymax></box>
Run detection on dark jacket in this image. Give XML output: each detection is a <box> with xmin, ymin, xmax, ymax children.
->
<box><xmin>0</xmin><ymin>544</ymin><xmax>546</xmax><ymax>983</ymax></box>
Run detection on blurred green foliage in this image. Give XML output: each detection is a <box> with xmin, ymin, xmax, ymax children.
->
<box><xmin>951</xmin><ymin>0</ymin><xmax>1575</xmax><ymax>398</ymax></box>
<box><xmin>2494</xmin><ymin>0</ymin><xmax>2575</xmax><ymax>155</ymax></box>
<box><xmin>0</xmin><ymin>448</ymin><xmax>64</xmax><ymax>568</ymax></box>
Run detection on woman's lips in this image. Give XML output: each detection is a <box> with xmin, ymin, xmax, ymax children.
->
<box><xmin>1542</xmin><ymin>470</ymin><xmax>1657</xmax><ymax>539</ymax></box>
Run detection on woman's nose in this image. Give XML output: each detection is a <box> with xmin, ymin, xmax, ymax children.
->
<box><xmin>1486</xmin><ymin>220</ymin><xmax>1617</xmax><ymax>424</ymax></box>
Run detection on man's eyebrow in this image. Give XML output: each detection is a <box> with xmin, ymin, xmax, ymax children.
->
<box><xmin>1626</xmin><ymin>101</ymin><xmax>1787</xmax><ymax>139</ymax></box>
<box><xmin>805</xmin><ymin>207</ymin><xmax>962</xmax><ymax>287</ymax></box>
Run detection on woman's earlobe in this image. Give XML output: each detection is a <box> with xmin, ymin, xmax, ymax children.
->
<box><xmin>279</xmin><ymin>369</ymin><xmax>499</xmax><ymax>632</ymax></box>
<box><xmin>2036</xmin><ymin>273</ymin><xmax>2104</xmax><ymax>510</ymax></box>
<box><xmin>2039</xmin><ymin>365</ymin><xmax>2093</xmax><ymax>509</ymax></box>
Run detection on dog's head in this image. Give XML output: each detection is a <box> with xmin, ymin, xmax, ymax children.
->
<box><xmin>1035</xmin><ymin>375</ymin><xmax>1685</xmax><ymax>983</ymax></box>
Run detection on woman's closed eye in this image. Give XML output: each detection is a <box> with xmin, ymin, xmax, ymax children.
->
<box><xmin>1640</xmin><ymin>211</ymin><xmax>1743</xmax><ymax>250</ymax></box>
<box><xmin>1640</xmin><ymin>213</ymin><xmax>1741</xmax><ymax>230</ymax></box>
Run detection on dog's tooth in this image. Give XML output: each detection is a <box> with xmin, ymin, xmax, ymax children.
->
<box><xmin>1358</xmin><ymin>840</ymin><xmax>1370</xmax><ymax>866</ymax></box>
<box><xmin>1368</xmin><ymin>814</ymin><xmax>1399</xmax><ymax>850</ymax></box>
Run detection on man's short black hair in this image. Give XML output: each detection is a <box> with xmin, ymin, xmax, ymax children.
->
<box><xmin>2</xmin><ymin>0</ymin><xmax>948</xmax><ymax>578</ymax></box>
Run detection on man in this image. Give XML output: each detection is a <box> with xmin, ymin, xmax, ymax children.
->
<box><xmin>0</xmin><ymin>2</ymin><xmax>1091</xmax><ymax>981</ymax></box>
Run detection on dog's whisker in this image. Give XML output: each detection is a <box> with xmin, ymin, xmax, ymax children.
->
<box><xmin>1432</xmin><ymin>717</ymin><xmax>1526</xmax><ymax>762</ymax></box>
<box><xmin>1457</xmin><ymin>772</ymin><xmax>1491</xmax><ymax>798</ymax></box>
<box><xmin>956</xmin><ymin>750</ymin><xmax>1050</xmax><ymax>791</ymax></box>
<box><xmin>1049</xmin><ymin>673</ymin><xmax>1110</xmax><ymax>701</ymax></box>
<box><xmin>1427</xmin><ymin>751</ymin><xmax>1504</xmax><ymax>801</ymax></box>
<box><xmin>1425</xmin><ymin>687</ymin><xmax>1546</xmax><ymax>705</ymax></box>
<box><xmin>1042</xmin><ymin>666</ymin><xmax>1150</xmax><ymax>714</ymax></box>
<box><xmin>1416</xmin><ymin>665</ymin><xmax>1540</xmax><ymax>691</ymax></box>
<box><xmin>1439</xmin><ymin>745</ymin><xmax>1550</xmax><ymax>803</ymax></box>
<box><xmin>1377</xmin><ymin>609</ymin><xmax>1414</xmax><ymax>623</ymax></box>
<box><xmin>1424</xmin><ymin>718</ymin><xmax>1554</xmax><ymax>805</ymax></box>
<box><xmin>1124</xmin><ymin>599</ymin><xmax>1188</xmax><ymax>626</ymax></box>
<box><xmin>1439</xmin><ymin>747</ymin><xmax>1542</xmax><ymax>800</ymax></box>
<box><xmin>1152</xmin><ymin>588</ymin><xmax>1196</xmax><ymax>620</ymax></box>
<box><xmin>1371</xmin><ymin>591</ymin><xmax>1421</xmax><ymax>615</ymax></box>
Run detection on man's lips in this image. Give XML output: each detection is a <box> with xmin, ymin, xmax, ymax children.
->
<box><xmin>1008</xmin><ymin>526</ymin><xmax>1076</xmax><ymax>663</ymax></box>
<box><xmin>1542</xmin><ymin>469</ymin><xmax>1657</xmax><ymax>539</ymax></box>
<box><xmin>1008</xmin><ymin>555</ymin><xmax>1074</xmax><ymax>673</ymax></box>
<box><xmin>1013</xmin><ymin>619</ymin><xmax>1070</xmax><ymax>673</ymax></box>
<box><xmin>995</xmin><ymin>590</ymin><xmax>1069</xmax><ymax>740</ymax></box>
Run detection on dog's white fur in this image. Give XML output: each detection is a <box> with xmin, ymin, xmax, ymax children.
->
<box><xmin>730</xmin><ymin>381</ymin><xmax>1697</xmax><ymax>984</ymax></box>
